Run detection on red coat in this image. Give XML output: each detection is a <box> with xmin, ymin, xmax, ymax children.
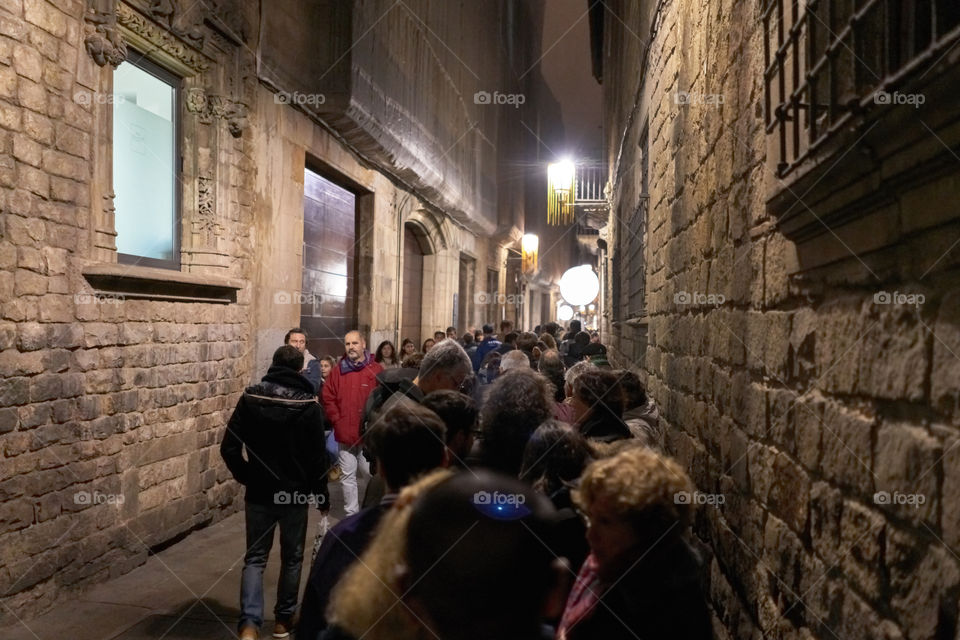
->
<box><xmin>322</xmin><ymin>356</ymin><xmax>383</xmax><ymax>446</ymax></box>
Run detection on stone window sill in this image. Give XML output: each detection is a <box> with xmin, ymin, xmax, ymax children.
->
<box><xmin>81</xmin><ymin>264</ymin><xmax>241</xmax><ymax>304</ymax></box>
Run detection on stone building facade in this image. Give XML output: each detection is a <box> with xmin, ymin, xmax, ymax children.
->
<box><xmin>596</xmin><ymin>1</ymin><xmax>960</xmax><ymax>639</ymax></box>
<box><xmin>0</xmin><ymin>0</ymin><xmax>568</xmax><ymax>621</ymax></box>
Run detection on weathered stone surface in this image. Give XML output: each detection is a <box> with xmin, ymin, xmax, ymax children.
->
<box><xmin>819</xmin><ymin>402</ymin><xmax>875</xmax><ymax>496</ymax></box>
<box><xmin>873</xmin><ymin>424</ymin><xmax>940</xmax><ymax>526</ymax></box>
<box><xmin>886</xmin><ymin>528</ymin><xmax>960</xmax><ymax>640</ymax></box>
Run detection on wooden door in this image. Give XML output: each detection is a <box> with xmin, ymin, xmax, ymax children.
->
<box><xmin>302</xmin><ymin>168</ymin><xmax>356</xmax><ymax>360</ymax></box>
<box><xmin>401</xmin><ymin>225</ymin><xmax>424</xmax><ymax>349</ymax></box>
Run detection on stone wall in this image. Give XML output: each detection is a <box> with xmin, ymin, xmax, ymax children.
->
<box><xmin>0</xmin><ymin>0</ymin><xmax>257</xmax><ymax>621</ymax></box>
<box><xmin>602</xmin><ymin>1</ymin><xmax>960</xmax><ymax>639</ymax></box>
<box><xmin>0</xmin><ymin>0</ymin><xmax>562</xmax><ymax>622</ymax></box>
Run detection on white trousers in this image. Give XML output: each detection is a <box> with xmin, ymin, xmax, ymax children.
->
<box><xmin>337</xmin><ymin>442</ymin><xmax>369</xmax><ymax>516</ymax></box>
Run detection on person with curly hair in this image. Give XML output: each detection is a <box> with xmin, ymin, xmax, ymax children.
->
<box><xmin>477</xmin><ymin>368</ymin><xmax>554</xmax><ymax>476</ymax></box>
<box><xmin>557</xmin><ymin>446</ymin><xmax>711</xmax><ymax>640</ymax></box>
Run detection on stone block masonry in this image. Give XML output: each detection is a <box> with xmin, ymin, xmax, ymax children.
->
<box><xmin>0</xmin><ymin>0</ymin><xmax>254</xmax><ymax>623</ymax></box>
<box><xmin>601</xmin><ymin>0</ymin><xmax>960</xmax><ymax>638</ymax></box>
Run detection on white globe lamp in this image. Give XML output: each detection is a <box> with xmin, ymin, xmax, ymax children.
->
<box><xmin>559</xmin><ymin>265</ymin><xmax>600</xmax><ymax>306</ymax></box>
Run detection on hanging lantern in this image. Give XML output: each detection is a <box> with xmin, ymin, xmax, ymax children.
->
<box><xmin>557</xmin><ymin>303</ymin><xmax>574</xmax><ymax>322</ymax></box>
<box><xmin>547</xmin><ymin>161</ymin><xmax>575</xmax><ymax>225</ymax></box>
<box><xmin>521</xmin><ymin>233</ymin><xmax>539</xmax><ymax>274</ymax></box>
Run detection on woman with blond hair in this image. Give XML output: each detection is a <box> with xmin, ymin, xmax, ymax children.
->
<box><xmin>322</xmin><ymin>469</ymin><xmax>453</xmax><ymax>640</ymax></box>
<box><xmin>557</xmin><ymin>446</ymin><xmax>711</xmax><ymax>640</ymax></box>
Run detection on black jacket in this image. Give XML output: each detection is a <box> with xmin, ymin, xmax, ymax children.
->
<box><xmin>220</xmin><ymin>366</ymin><xmax>330</xmax><ymax>506</ymax></box>
<box><xmin>566</xmin><ymin>538</ymin><xmax>712</xmax><ymax>640</ymax></box>
<box><xmin>579</xmin><ymin>411</ymin><xmax>632</xmax><ymax>443</ymax></box>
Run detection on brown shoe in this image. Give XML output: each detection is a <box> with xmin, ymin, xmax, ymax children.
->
<box><xmin>238</xmin><ymin>624</ymin><xmax>258</xmax><ymax>640</ymax></box>
<box><xmin>272</xmin><ymin>620</ymin><xmax>292</xmax><ymax>638</ymax></box>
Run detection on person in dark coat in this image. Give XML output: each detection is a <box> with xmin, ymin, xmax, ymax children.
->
<box><xmin>570</xmin><ymin>369</ymin><xmax>632</xmax><ymax>443</ymax></box>
<box><xmin>403</xmin><ymin>471</ymin><xmax>567</xmax><ymax>640</ymax></box>
<box><xmin>220</xmin><ymin>345</ymin><xmax>330</xmax><ymax>640</ymax></box>
<box><xmin>520</xmin><ymin>420</ymin><xmax>593</xmax><ymax>573</ymax></box>
<box><xmin>298</xmin><ymin>403</ymin><xmax>448</xmax><ymax>640</ymax></box>
<box><xmin>558</xmin><ymin>446</ymin><xmax>711</xmax><ymax>640</ymax></box>
<box><xmin>476</xmin><ymin>368</ymin><xmax>553</xmax><ymax>476</ymax></box>
<box><xmin>472</xmin><ymin>324</ymin><xmax>502</xmax><ymax>372</ymax></box>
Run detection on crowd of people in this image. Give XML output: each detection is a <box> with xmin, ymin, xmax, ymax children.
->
<box><xmin>220</xmin><ymin>321</ymin><xmax>711</xmax><ymax>640</ymax></box>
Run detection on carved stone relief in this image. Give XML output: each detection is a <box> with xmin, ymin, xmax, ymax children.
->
<box><xmin>84</xmin><ymin>0</ymin><xmax>128</xmax><ymax>67</ymax></box>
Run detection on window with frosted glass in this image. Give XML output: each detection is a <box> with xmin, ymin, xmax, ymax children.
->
<box><xmin>113</xmin><ymin>57</ymin><xmax>179</xmax><ymax>268</ymax></box>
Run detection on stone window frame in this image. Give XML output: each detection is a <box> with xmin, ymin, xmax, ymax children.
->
<box><xmin>81</xmin><ymin>0</ymin><xmax>250</xmax><ymax>302</ymax></box>
<box><xmin>762</xmin><ymin>0</ymin><xmax>960</xmax><ymax>242</ymax></box>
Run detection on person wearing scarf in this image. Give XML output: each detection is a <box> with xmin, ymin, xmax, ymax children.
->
<box><xmin>557</xmin><ymin>447</ymin><xmax>711</xmax><ymax>640</ymax></box>
<box><xmin>322</xmin><ymin>330</ymin><xmax>383</xmax><ymax>515</ymax></box>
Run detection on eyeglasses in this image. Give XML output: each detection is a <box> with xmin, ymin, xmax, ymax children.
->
<box><xmin>456</xmin><ymin>373</ymin><xmax>475</xmax><ymax>394</ymax></box>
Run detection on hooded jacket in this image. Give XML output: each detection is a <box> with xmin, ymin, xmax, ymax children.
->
<box><xmin>220</xmin><ymin>365</ymin><xmax>329</xmax><ymax>506</ymax></box>
<box><xmin>322</xmin><ymin>353</ymin><xmax>383</xmax><ymax>446</ymax></box>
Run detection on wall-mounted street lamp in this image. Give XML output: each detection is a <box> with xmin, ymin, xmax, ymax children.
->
<box><xmin>521</xmin><ymin>233</ymin><xmax>539</xmax><ymax>274</ymax></box>
<box><xmin>547</xmin><ymin>160</ymin><xmax>576</xmax><ymax>225</ymax></box>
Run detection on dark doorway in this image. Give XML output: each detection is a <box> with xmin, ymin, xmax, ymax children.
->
<box><xmin>485</xmin><ymin>268</ymin><xmax>499</xmax><ymax>325</ymax></box>
<box><xmin>302</xmin><ymin>168</ymin><xmax>356</xmax><ymax>360</ymax></box>
<box><xmin>505</xmin><ymin>250</ymin><xmax>522</xmax><ymax>329</ymax></box>
<box><xmin>457</xmin><ymin>254</ymin><xmax>475</xmax><ymax>334</ymax></box>
<box><xmin>402</xmin><ymin>225</ymin><xmax>426</xmax><ymax>348</ymax></box>
<box><xmin>541</xmin><ymin>291</ymin><xmax>552</xmax><ymax>326</ymax></box>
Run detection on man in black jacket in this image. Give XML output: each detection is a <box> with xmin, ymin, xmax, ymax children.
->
<box><xmin>220</xmin><ymin>345</ymin><xmax>329</xmax><ymax>640</ymax></box>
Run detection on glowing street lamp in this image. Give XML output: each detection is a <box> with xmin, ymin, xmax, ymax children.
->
<box><xmin>547</xmin><ymin>160</ymin><xmax>576</xmax><ymax>225</ymax></box>
<box><xmin>521</xmin><ymin>233</ymin><xmax>539</xmax><ymax>274</ymax></box>
<box><xmin>559</xmin><ymin>265</ymin><xmax>600</xmax><ymax>306</ymax></box>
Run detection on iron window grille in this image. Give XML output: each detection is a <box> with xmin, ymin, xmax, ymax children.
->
<box><xmin>763</xmin><ymin>0</ymin><xmax>960</xmax><ymax>179</ymax></box>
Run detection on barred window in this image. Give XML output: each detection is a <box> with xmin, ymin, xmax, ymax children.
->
<box><xmin>764</xmin><ymin>0</ymin><xmax>960</xmax><ymax>179</ymax></box>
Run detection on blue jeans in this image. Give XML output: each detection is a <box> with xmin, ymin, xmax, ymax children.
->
<box><xmin>240</xmin><ymin>500</ymin><xmax>309</xmax><ymax>629</ymax></box>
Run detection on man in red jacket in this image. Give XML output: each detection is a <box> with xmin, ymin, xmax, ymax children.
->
<box><xmin>322</xmin><ymin>330</ymin><xmax>383</xmax><ymax>515</ymax></box>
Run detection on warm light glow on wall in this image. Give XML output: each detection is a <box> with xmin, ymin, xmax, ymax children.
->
<box><xmin>547</xmin><ymin>161</ymin><xmax>575</xmax><ymax>225</ymax></box>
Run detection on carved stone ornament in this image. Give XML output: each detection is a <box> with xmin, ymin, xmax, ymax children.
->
<box><xmin>196</xmin><ymin>175</ymin><xmax>215</xmax><ymax>230</ymax></box>
<box><xmin>148</xmin><ymin>0</ymin><xmax>205</xmax><ymax>49</ymax></box>
<box><xmin>185</xmin><ymin>87</ymin><xmax>207</xmax><ymax>113</ymax></box>
<box><xmin>116</xmin><ymin>2</ymin><xmax>209</xmax><ymax>73</ymax></box>
<box><xmin>186</xmin><ymin>89</ymin><xmax>248</xmax><ymax>137</ymax></box>
<box><xmin>84</xmin><ymin>0</ymin><xmax>128</xmax><ymax>67</ymax></box>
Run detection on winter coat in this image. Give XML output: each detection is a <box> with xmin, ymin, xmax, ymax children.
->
<box><xmin>301</xmin><ymin>349</ymin><xmax>322</xmax><ymax>394</ymax></box>
<box><xmin>558</xmin><ymin>539</ymin><xmax>711</xmax><ymax>640</ymax></box>
<box><xmin>623</xmin><ymin>400</ymin><xmax>662</xmax><ymax>449</ymax></box>
<box><xmin>473</xmin><ymin>336</ymin><xmax>502</xmax><ymax>371</ymax></box>
<box><xmin>220</xmin><ymin>365</ymin><xmax>329</xmax><ymax>506</ymax></box>
<box><xmin>579</xmin><ymin>410</ymin><xmax>632</xmax><ymax>443</ymax></box>
<box><xmin>322</xmin><ymin>354</ymin><xmax>383</xmax><ymax>446</ymax></box>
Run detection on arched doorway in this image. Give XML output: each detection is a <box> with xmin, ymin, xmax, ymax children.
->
<box><xmin>402</xmin><ymin>224</ymin><xmax>428</xmax><ymax>349</ymax></box>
